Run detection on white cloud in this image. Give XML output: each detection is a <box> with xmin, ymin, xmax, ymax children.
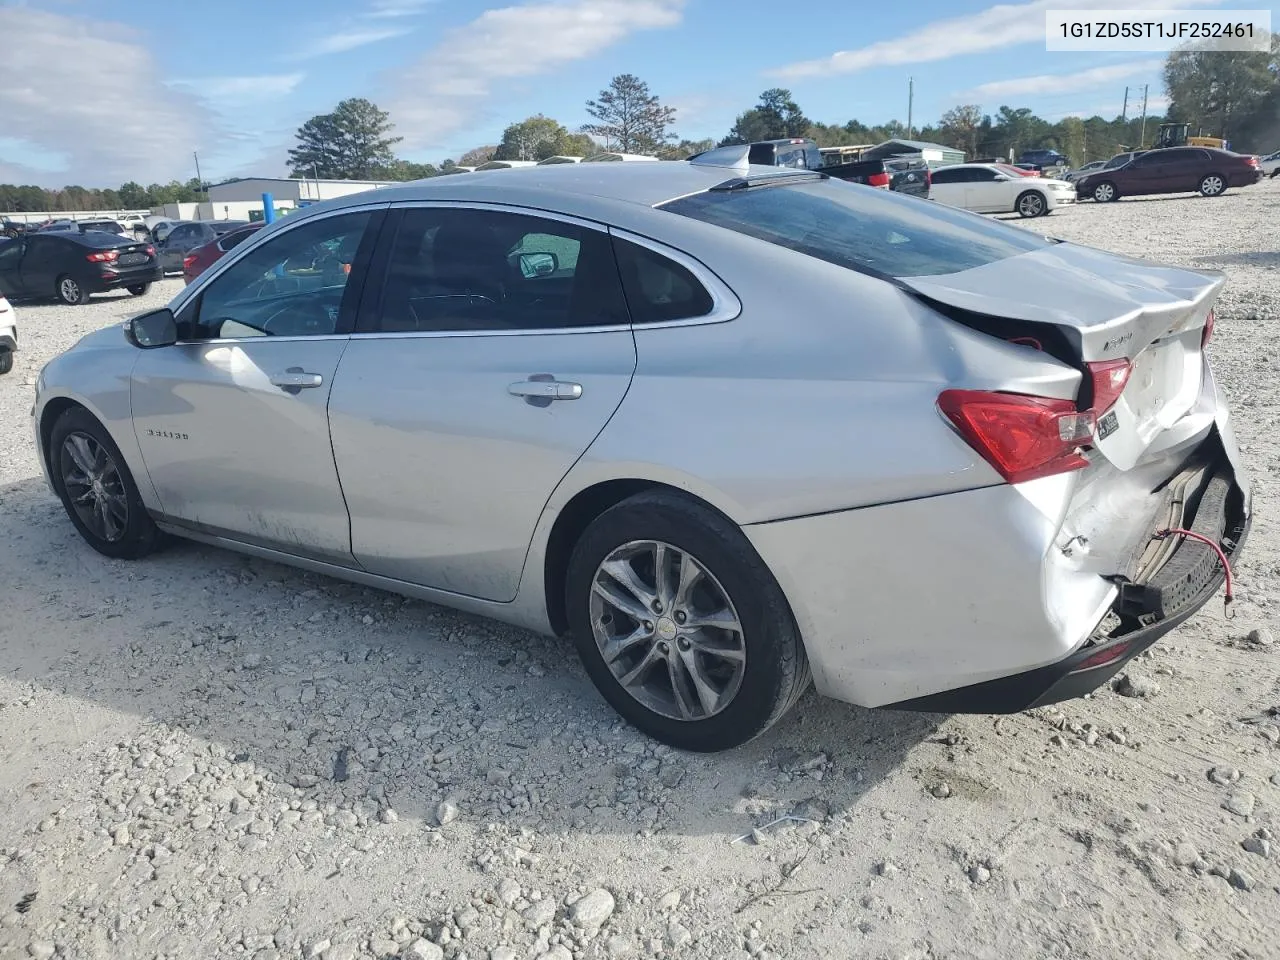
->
<box><xmin>368</xmin><ymin>0</ymin><xmax>438</xmax><ymax>17</ymax></box>
<box><xmin>0</xmin><ymin>6</ymin><xmax>220</xmax><ymax>186</ymax></box>
<box><xmin>771</xmin><ymin>0</ymin><xmax>1227</xmax><ymax>79</ymax></box>
<box><xmin>169</xmin><ymin>73</ymin><xmax>305</xmax><ymax>102</ymax></box>
<box><xmin>289</xmin><ymin>27</ymin><xmax>412</xmax><ymax>60</ymax></box>
<box><xmin>959</xmin><ymin>59</ymin><xmax>1164</xmax><ymax>100</ymax></box>
<box><xmin>384</xmin><ymin>0</ymin><xmax>684</xmax><ymax>152</ymax></box>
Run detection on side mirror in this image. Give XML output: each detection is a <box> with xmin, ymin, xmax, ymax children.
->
<box><xmin>517</xmin><ymin>252</ymin><xmax>558</xmax><ymax>278</ymax></box>
<box><xmin>124</xmin><ymin>308</ymin><xmax>177</xmax><ymax>349</ymax></box>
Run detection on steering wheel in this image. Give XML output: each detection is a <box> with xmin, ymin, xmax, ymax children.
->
<box><xmin>260</xmin><ymin>298</ymin><xmax>333</xmax><ymax>337</ymax></box>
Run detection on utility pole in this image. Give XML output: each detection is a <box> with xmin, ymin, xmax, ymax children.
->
<box><xmin>1121</xmin><ymin>86</ymin><xmax>1129</xmax><ymax>122</ymax></box>
<box><xmin>1139</xmin><ymin>84</ymin><xmax>1149</xmax><ymax>147</ymax></box>
<box><xmin>907</xmin><ymin>77</ymin><xmax>914</xmax><ymax>139</ymax></box>
<box><xmin>193</xmin><ymin>151</ymin><xmax>204</xmax><ymax>192</ymax></box>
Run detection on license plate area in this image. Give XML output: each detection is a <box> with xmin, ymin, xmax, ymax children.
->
<box><xmin>119</xmin><ymin>253</ymin><xmax>148</xmax><ymax>266</ymax></box>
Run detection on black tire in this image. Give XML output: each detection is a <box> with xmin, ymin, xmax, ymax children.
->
<box><xmin>0</xmin><ymin>350</ymin><xmax>12</xmax><ymax>375</ymax></box>
<box><xmin>49</xmin><ymin>407</ymin><xmax>163</xmax><ymax>560</ymax></box>
<box><xmin>127</xmin><ymin>284</ymin><xmax>151</xmax><ymax>296</ymax></box>
<box><xmin>565</xmin><ymin>491</ymin><xmax>811</xmax><ymax>752</ymax></box>
<box><xmin>1198</xmin><ymin>173</ymin><xmax>1226</xmax><ymax>197</ymax></box>
<box><xmin>55</xmin><ymin>274</ymin><xmax>91</xmax><ymax>305</ymax></box>
<box><xmin>1092</xmin><ymin>181</ymin><xmax>1119</xmax><ymax>203</ymax></box>
<box><xmin>1015</xmin><ymin>190</ymin><xmax>1047</xmax><ymax>218</ymax></box>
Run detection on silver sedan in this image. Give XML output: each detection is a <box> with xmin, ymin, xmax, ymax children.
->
<box><xmin>32</xmin><ymin>155</ymin><xmax>1251</xmax><ymax>751</ymax></box>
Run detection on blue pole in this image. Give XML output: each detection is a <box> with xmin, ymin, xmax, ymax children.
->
<box><xmin>262</xmin><ymin>192</ymin><xmax>275</xmax><ymax>224</ymax></box>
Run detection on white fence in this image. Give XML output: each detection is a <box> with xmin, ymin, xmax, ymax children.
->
<box><xmin>3</xmin><ymin>210</ymin><xmax>153</xmax><ymax>225</ymax></box>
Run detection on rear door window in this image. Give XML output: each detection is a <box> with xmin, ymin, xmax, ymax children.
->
<box><xmin>660</xmin><ymin>177</ymin><xmax>1054</xmax><ymax>278</ymax></box>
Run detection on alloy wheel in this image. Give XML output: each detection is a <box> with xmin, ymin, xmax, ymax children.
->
<box><xmin>589</xmin><ymin>539</ymin><xmax>746</xmax><ymax>722</ymax></box>
<box><xmin>1019</xmin><ymin>193</ymin><xmax>1045</xmax><ymax>217</ymax></box>
<box><xmin>59</xmin><ymin>277</ymin><xmax>81</xmax><ymax>303</ymax></box>
<box><xmin>1201</xmin><ymin>175</ymin><xmax>1225</xmax><ymax>196</ymax></box>
<box><xmin>1094</xmin><ymin>183</ymin><xmax>1115</xmax><ymax>202</ymax></box>
<box><xmin>60</xmin><ymin>432</ymin><xmax>129</xmax><ymax>542</ymax></box>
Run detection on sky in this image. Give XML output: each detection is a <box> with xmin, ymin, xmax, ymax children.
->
<box><xmin>0</xmin><ymin>0</ymin><xmax>1216</xmax><ymax>189</ymax></box>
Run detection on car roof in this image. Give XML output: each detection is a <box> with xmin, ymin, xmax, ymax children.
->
<box><xmin>41</xmin><ymin>230</ymin><xmax>132</xmax><ymax>248</ymax></box>
<box><xmin>304</xmin><ymin>162</ymin><xmax>819</xmax><ymax>219</ymax></box>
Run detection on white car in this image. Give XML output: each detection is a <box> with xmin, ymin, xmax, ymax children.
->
<box><xmin>0</xmin><ymin>294</ymin><xmax>16</xmax><ymax>375</ymax></box>
<box><xmin>929</xmin><ymin>163</ymin><xmax>1076</xmax><ymax>217</ymax></box>
<box><xmin>1260</xmin><ymin>150</ymin><xmax>1280</xmax><ymax>178</ymax></box>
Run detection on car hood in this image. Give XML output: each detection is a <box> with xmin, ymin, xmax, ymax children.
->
<box><xmin>900</xmin><ymin>240</ymin><xmax>1223</xmax><ymax>362</ymax></box>
<box><xmin>70</xmin><ymin>323</ymin><xmax>131</xmax><ymax>353</ymax></box>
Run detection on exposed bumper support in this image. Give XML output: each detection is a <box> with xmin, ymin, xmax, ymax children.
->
<box><xmin>885</xmin><ymin>458</ymin><xmax>1249</xmax><ymax>714</ymax></box>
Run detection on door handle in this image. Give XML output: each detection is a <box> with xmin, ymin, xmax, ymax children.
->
<box><xmin>508</xmin><ymin>376</ymin><xmax>583</xmax><ymax>406</ymax></box>
<box><xmin>270</xmin><ymin>368</ymin><xmax>324</xmax><ymax>394</ymax></box>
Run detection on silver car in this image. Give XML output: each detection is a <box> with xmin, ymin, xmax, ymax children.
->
<box><xmin>32</xmin><ymin>157</ymin><xmax>1250</xmax><ymax>751</ymax></box>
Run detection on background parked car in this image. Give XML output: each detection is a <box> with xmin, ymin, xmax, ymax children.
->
<box><xmin>77</xmin><ymin>219</ymin><xmax>127</xmax><ymax>236</ymax></box>
<box><xmin>0</xmin><ymin>293</ymin><xmax>15</xmax><ymax>375</ymax></box>
<box><xmin>157</xmin><ymin>220</ymin><xmax>251</xmax><ymax>274</ymax></box>
<box><xmin>2</xmin><ymin>219</ymin><xmax>29</xmax><ymax>239</ymax></box>
<box><xmin>1018</xmin><ymin>148</ymin><xmax>1068</xmax><ymax>169</ymax></box>
<box><xmin>182</xmin><ymin>222</ymin><xmax>264</xmax><ymax>284</ymax></box>
<box><xmin>1103</xmin><ymin>151</ymin><xmax>1146</xmax><ymax>170</ymax></box>
<box><xmin>929</xmin><ymin>163</ymin><xmax>1075</xmax><ymax>217</ymax></box>
<box><xmin>0</xmin><ymin>231</ymin><xmax>161</xmax><ymax>305</ymax></box>
<box><xmin>36</xmin><ymin>219</ymin><xmax>79</xmax><ymax>232</ymax></box>
<box><xmin>1260</xmin><ymin>150</ymin><xmax>1280</xmax><ymax>177</ymax></box>
<box><xmin>1076</xmin><ymin>147</ymin><xmax>1263</xmax><ymax>202</ymax></box>
<box><xmin>1063</xmin><ymin>159</ymin><xmax>1108</xmax><ymax>182</ymax></box>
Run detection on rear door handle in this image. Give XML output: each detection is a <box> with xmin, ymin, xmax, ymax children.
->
<box><xmin>508</xmin><ymin>377</ymin><xmax>583</xmax><ymax>404</ymax></box>
<box><xmin>270</xmin><ymin>368</ymin><xmax>324</xmax><ymax>394</ymax></box>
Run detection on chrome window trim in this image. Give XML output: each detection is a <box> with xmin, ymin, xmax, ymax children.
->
<box><xmin>346</xmin><ymin>203</ymin><xmax>740</xmax><ymax>341</ymax></box>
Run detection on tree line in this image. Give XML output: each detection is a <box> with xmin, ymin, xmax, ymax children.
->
<box><xmin>2</xmin><ymin>39</ymin><xmax>1275</xmax><ymax>212</ymax></box>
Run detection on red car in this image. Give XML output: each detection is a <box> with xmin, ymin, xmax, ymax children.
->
<box><xmin>182</xmin><ymin>222</ymin><xmax>264</xmax><ymax>284</ymax></box>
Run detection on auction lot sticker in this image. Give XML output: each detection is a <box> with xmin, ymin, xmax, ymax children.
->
<box><xmin>1046</xmin><ymin>9</ymin><xmax>1272</xmax><ymax>51</ymax></box>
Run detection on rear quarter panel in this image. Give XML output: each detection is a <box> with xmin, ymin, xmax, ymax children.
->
<box><xmin>561</xmin><ymin>214</ymin><xmax>1080</xmax><ymax>525</ymax></box>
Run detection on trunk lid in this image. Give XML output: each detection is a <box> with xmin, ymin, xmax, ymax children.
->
<box><xmin>901</xmin><ymin>241</ymin><xmax>1222</xmax><ymax>471</ymax></box>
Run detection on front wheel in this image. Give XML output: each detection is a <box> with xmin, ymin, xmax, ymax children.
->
<box><xmin>56</xmin><ymin>274</ymin><xmax>90</xmax><ymax>305</ymax></box>
<box><xmin>127</xmin><ymin>283</ymin><xmax>151</xmax><ymax>296</ymax></box>
<box><xmin>1016</xmin><ymin>191</ymin><xmax>1047</xmax><ymax>218</ymax></box>
<box><xmin>1092</xmin><ymin>181</ymin><xmax>1118</xmax><ymax>203</ymax></box>
<box><xmin>49</xmin><ymin>408</ymin><xmax>164</xmax><ymax>559</ymax></box>
<box><xmin>565</xmin><ymin>491</ymin><xmax>811</xmax><ymax>752</ymax></box>
<box><xmin>0</xmin><ymin>350</ymin><xmax>12</xmax><ymax>375</ymax></box>
<box><xmin>1198</xmin><ymin>173</ymin><xmax>1226</xmax><ymax>197</ymax></box>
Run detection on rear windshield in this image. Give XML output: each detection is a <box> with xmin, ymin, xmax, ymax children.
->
<box><xmin>659</xmin><ymin>177</ymin><xmax>1053</xmax><ymax>278</ymax></box>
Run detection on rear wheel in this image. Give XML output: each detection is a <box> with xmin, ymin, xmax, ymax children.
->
<box><xmin>49</xmin><ymin>408</ymin><xmax>163</xmax><ymax>560</ymax></box>
<box><xmin>1016</xmin><ymin>191</ymin><xmax>1047</xmax><ymax>218</ymax></box>
<box><xmin>566</xmin><ymin>491</ymin><xmax>811</xmax><ymax>752</ymax></box>
<box><xmin>56</xmin><ymin>274</ymin><xmax>90</xmax><ymax>305</ymax></box>
<box><xmin>1092</xmin><ymin>181</ymin><xmax>1118</xmax><ymax>203</ymax></box>
<box><xmin>1198</xmin><ymin>174</ymin><xmax>1226</xmax><ymax>197</ymax></box>
<box><xmin>127</xmin><ymin>283</ymin><xmax>151</xmax><ymax>296</ymax></box>
<box><xmin>0</xmin><ymin>350</ymin><xmax>12</xmax><ymax>375</ymax></box>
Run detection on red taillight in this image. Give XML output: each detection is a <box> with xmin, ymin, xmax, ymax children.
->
<box><xmin>866</xmin><ymin>171</ymin><xmax>890</xmax><ymax>188</ymax></box>
<box><xmin>1246</xmin><ymin>156</ymin><xmax>1259</xmax><ymax>167</ymax></box>
<box><xmin>86</xmin><ymin>250</ymin><xmax>119</xmax><ymax>263</ymax></box>
<box><xmin>145</xmin><ymin>245</ymin><xmax>156</xmax><ymax>257</ymax></box>
<box><xmin>1085</xmin><ymin>359</ymin><xmax>1132</xmax><ymax>414</ymax></box>
<box><xmin>1202</xmin><ymin>309</ymin><xmax>1215</xmax><ymax>347</ymax></box>
<box><xmin>183</xmin><ymin>254</ymin><xmax>199</xmax><ymax>270</ymax></box>
<box><xmin>938</xmin><ymin>390</ymin><xmax>1093</xmax><ymax>484</ymax></box>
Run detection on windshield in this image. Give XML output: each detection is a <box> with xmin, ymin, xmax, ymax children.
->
<box><xmin>659</xmin><ymin>177</ymin><xmax>1054</xmax><ymax>279</ymax></box>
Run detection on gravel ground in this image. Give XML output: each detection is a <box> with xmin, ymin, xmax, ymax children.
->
<box><xmin>1</xmin><ymin>181</ymin><xmax>1278</xmax><ymax>960</ymax></box>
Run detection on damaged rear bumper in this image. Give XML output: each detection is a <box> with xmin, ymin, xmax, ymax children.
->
<box><xmin>886</xmin><ymin>450</ymin><xmax>1249</xmax><ymax>713</ymax></box>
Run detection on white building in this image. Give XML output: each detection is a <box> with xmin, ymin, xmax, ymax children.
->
<box><xmin>193</xmin><ymin>177</ymin><xmax>395</xmax><ymax>221</ymax></box>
